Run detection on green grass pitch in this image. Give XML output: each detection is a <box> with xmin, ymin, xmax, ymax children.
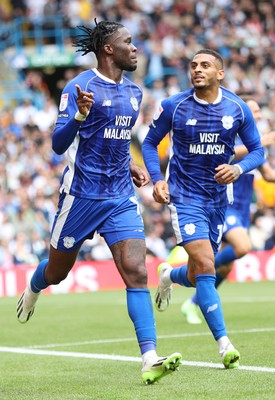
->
<box><xmin>1</xmin><ymin>280</ymin><xmax>275</xmax><ymax>400</ymax></box>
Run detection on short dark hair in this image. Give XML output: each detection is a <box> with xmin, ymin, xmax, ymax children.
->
<box><xmin>73</xmin><ymin>19</ymin><xmax>124</xmax><ymax>56</ymax></box>
<box><xmin>193</xmin><ymin>49</ymin><xmax>224</xmax><ymax>68</ymax></box>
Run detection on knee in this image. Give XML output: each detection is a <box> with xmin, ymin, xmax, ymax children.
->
<box><xmin>125</xmin><ymin>263</ymin><xmax>148</xmax><ymax>288</ymax></box>
<box><xmin>133</xmin><ymin>263</ymin><xmax>148</xmax><ymax>287</ymax></box>
<box><xmin>194</xmin><ymin>254</ymin><xmax>215</xmax><ymax>275</ymax></box>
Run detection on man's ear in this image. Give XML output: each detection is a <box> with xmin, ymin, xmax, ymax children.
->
<box><xmin>218</xmin><ymin>69</ymin><xmax>225</xmax><ymax>81</ymax></box>
<box><xmin>104</xmin><ymin>44</ymin><xmax>113</xmax><ymax>55</ymax></box>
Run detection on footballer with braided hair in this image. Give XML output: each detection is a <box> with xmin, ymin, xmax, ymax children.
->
<box><xmin>73</xmin><ymin>19</ymin><xmax>125</xmax><ymax>56</ymax></box>
<box><xmin>16</xmin><ymin>19</ymin><xmax>182</xmax><ymax>385</ymax></box>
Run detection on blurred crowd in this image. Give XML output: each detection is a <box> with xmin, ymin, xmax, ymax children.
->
<box><xmin>0</xmin><ymin>0</ymin><xmax>275</xmax><ymax>267</ymax></box>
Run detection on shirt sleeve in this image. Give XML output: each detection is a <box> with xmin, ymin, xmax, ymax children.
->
<box><xmin>235</xmin><ymin>103</ymin><xmax>265</xmax><ymax>173</ymax></box>
<box><xmin>142</xmin><ymin>99</ymin><xmax>173</xmax><ymax>183</ymax></box>
<box><xmin>51</xmin><ymin>81</ymin><xmax>83</xmax><ymax>155</ymax></box>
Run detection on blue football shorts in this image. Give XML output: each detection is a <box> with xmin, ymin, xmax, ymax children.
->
<box><xmin>50</xmin><ymin>192</ymin><xmax>145</xmax><ymax>251</ymax></box>
<box><xmin>168</xmin><ymin>202</ymin><xmax>226</xmax><ymax>254</ymax></box>
<box><xmin>222</xmin><ymin>206</ymin><xmax>249</xmax><ymax>242</ymax></box>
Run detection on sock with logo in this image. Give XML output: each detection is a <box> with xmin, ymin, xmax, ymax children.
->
<box><xmin>196</xmin><ymin>274</ymin><xmax>227</xmax><ymax>340</ymax></box>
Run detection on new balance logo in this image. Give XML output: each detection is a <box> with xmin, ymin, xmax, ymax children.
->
<box><xmin>186</xmin><ymin>119</ymin><xmax>197</xmax><ymax>125</ymax></box>
<box><xmin>103</xmin><ymin>100</ymin><xmax>112</xmax><ymax>106</ymax></box>
<box><xmin>207</xmin><ymin>303</ymin><xmax>218</xmax><ymax>313</ymax></box>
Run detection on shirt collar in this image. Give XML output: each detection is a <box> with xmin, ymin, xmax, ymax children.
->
<box><xmin>193</xmin><ymin>87</ymin><xmax>222</xmax><ymax>104</ymax></box>
<box><xmin>92</xmin><ymin>68</ymin><xmax>123</xmax><ymax>84</ymax></box>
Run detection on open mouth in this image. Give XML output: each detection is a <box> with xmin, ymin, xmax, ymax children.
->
<box><xmin>194</xmin><ymin>75</ymin><xmax>204</xmax><ymax>81</ymax></box>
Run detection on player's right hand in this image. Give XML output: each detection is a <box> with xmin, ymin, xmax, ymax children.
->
<box><xmin>153</xmin><ymin>180</ymin><xmax>170</xmax><ymax>203</ymax></box>
<box><xmin>75</xmin><ymin>84</ymin><xmax>95</xmax><ymax>116</ymax></box>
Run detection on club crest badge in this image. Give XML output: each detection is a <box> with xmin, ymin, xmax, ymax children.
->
<box><xmin>63</xmin><ymin>236</ymin><xmax>75</xmax><ymax>249</ymax></box>
<box><xmin>184</xmin><ymin>223</ymin><xmax>196</xmax><ymax>235</ymax></box>
<box><xmin>130</xmin><ymin>97</ymin><xmax>139</xmax><ymax>111</ymax></box>
<box><xmin>221</xmin><ymin>116</ymin><xmax>234</xmax><ymax>130</ymax></box>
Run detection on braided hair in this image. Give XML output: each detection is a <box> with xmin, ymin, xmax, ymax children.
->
<box><xmin>73</xmin><ymin>19</ymin><xmax>124</xmax><ymax>56</ymax></box>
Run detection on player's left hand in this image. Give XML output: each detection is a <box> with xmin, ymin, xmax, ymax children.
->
<box><xmin>214</xmin><ymin>164</ymin><xmax>241</xmax><ymax>184</ymax></box>
<box><xmin>130</xmin><ymin>161</ymin><xmax>150</xmax><ymax>187</ymax></box>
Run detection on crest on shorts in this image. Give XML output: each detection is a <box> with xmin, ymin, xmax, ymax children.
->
<box><xmin>221</xmin><ymin>116</ymin><xmax>234</xmax><ymax>130</ymax></box>
<box><xmin>184</xmin><ymin>223</ymin><xmax>196</xmax><ymax>235</ymax></box>
<box><xmin>59</xmin><ymin>93</ymin><xmax>69</xmax><ymax>111</ymax></box>
<box><xmin>130</xmin><ymin>97</ymin><xmax>139</xmax><ymax>111</ymax></box>
<box><xmin>63</xmin><ymin>236</ymin><xmax>75</xmax><ymax>249</ymax></box>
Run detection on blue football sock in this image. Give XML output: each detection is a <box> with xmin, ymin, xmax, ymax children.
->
<box><xmin>191</xmin><ymin>271</ymin><xmax>224</xmax><ymax>305</ymax></box>
<box><xmin>30</xmin><ymin>259</ymin><xmax>49</xmax><ymax>293</ymax></box>
<box><xmin>196</xmin><ymin>274</ymin><xmax>227</xmax><ymax>340</ymax></box>
<box><xmin>126</xmin><ymin>288</ymin><xmax>156</xmax><ymax>355</ymax></box>
<box><xmin>215</xmin><ymin>246</ymin><xmax>237</xmax><ymax>268</ymax></box>
<box><xmin>170</xmin><ymin>264</ymin><xmax>194</xmax><ymax>287</ymax></box>
<box><xmin>191</xmin><ymin>292</ymin><xmax>198</xmax><ymax>305</ymax></box>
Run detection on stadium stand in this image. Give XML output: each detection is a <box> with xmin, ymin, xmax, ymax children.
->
<box><xmin>0</xmin><ymin>0</ymin><xmax>274</xmax><ymax>267</ymax></box>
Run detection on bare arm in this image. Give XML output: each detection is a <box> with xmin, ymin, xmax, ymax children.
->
<box><xmin>258</xmin><ymin>162</ymin><xmax>275</xmax><ymax>182</ymax></box>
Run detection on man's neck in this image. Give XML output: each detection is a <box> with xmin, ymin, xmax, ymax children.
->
<box><xmin>194</xmin><ymin>87</ymin><xmax>221</xmax><ymax>104</ymax></box>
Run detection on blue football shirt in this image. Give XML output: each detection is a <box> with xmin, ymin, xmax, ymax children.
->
<box><xmin>53</xmin><ymin>68</ymin><xmax>142</xmax><ymax>199</ymax></box>
<box><xmin>227</xmin><ymin>135</ymin><xmax>266</xmax><ymax>228</ymax></box>
<box><xmin>142</xmin><ymin>86</ymin><xmax>264</xmax><ymax>207</ymax></box>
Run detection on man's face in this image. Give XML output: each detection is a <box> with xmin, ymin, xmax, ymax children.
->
<box><xmin>189</xmin><ymin>53</ymin><xmax>225</xmax><ymax>90</ymax></box>
<box><xmin>108</xmin><ymin>27</ymin><xmax>137</xmax><ymax>72</ymax></box>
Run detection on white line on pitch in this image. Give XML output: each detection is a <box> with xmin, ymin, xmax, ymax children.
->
<box><xmin>0</xmin><ymin>346</ymin><xmax>274</xmax><ymax>373</ymax></box>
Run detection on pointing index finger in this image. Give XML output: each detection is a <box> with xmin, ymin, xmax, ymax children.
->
<box><xmin>75</xmin><ymin>84</ymin><xmax>82</xmax><ymax>96</ymax></box>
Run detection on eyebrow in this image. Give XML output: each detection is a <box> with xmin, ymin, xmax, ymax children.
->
<box><xmin>191</xmin><ymin>59</ymin><xmax>214</xmax><ymax>65</ymax></box>
<box><xmin>190</xmin><ymin>59</ymin><xmax>222</xmax><ymax>68</ymax></box>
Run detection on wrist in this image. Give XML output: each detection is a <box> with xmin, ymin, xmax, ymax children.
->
<box><xmin>74</xmin><ymin>110</ymin><xmax>89</xmax><ymax>122</ymax></box>
<box><xmin>235</xmin><ymin>164</ymin><xmax>243</xmax><ymax>175</ymax></box>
